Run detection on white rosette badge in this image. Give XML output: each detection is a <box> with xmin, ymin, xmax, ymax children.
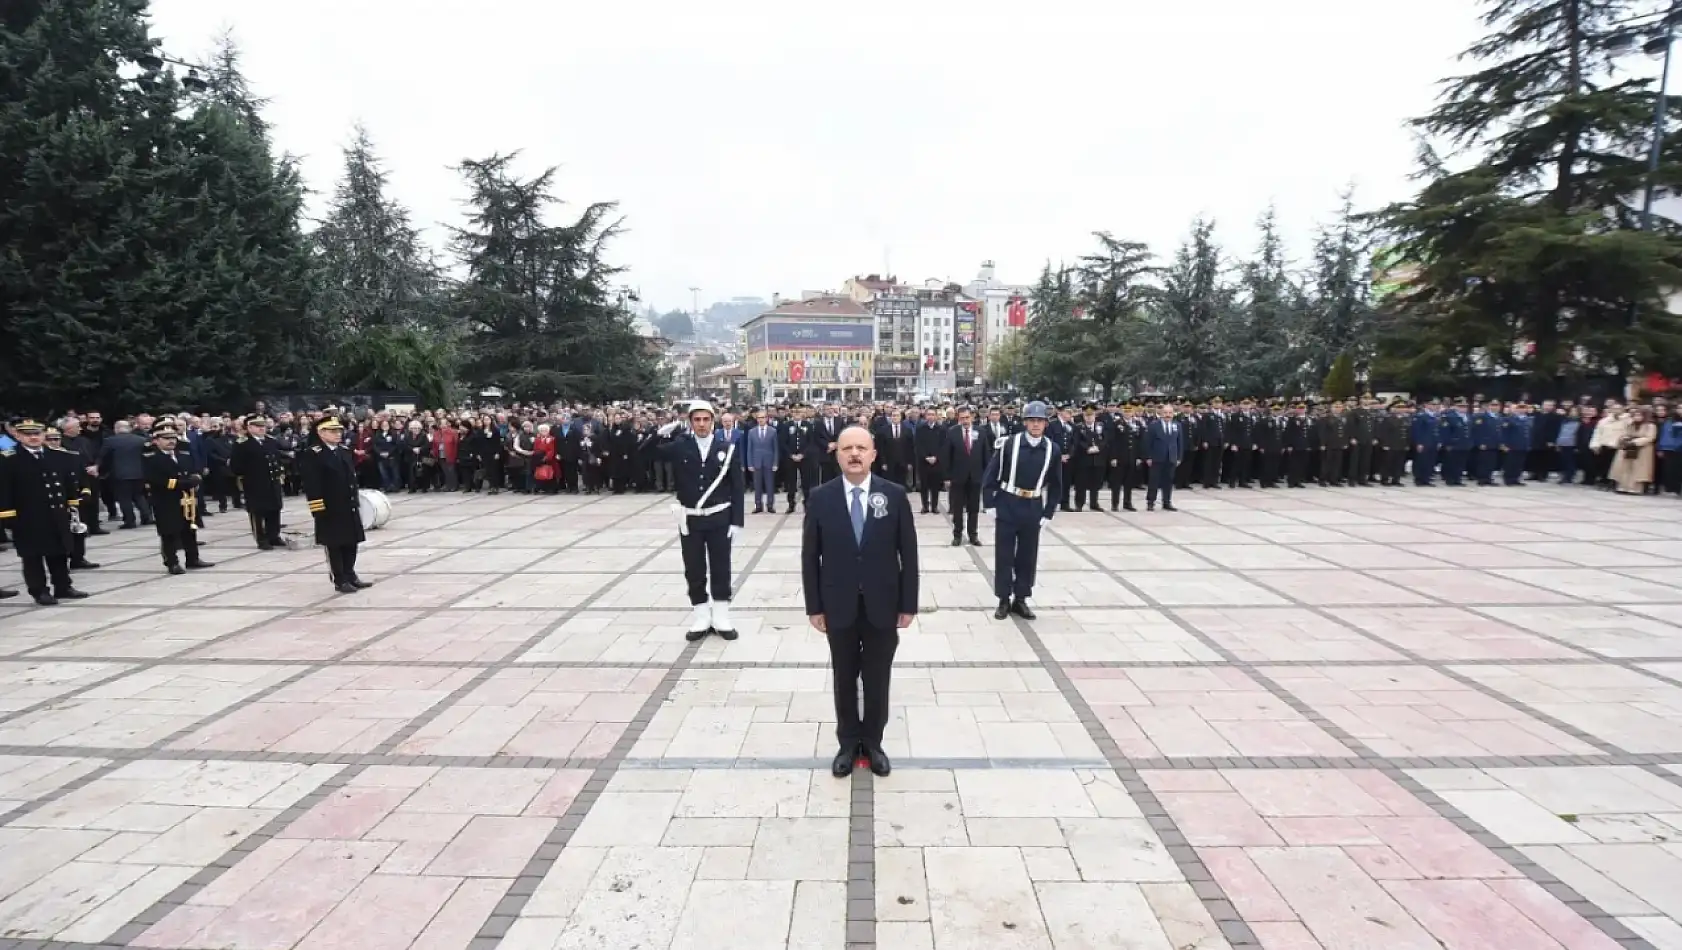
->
<box><xmin>869</xmin><ymin>492</ymin><xmax>888</xmax><ymax>519</ymax></box>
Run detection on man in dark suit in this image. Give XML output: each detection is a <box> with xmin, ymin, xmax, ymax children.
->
<box><xmin>942</xmin><ymin>406</ymin><xmax>990</xmax><ymax>547</ymax></box>
<box><xmin>802</xmin><ymin>424</ymin><xmax>919</xmax><ymax>778</ymax></box>
<box><xmin>913</xmin><ymin>412</ymin><xmax>945</xmax><ymax>514</ymax></box>
<box><xmin>98</xmin><ymin>420</ymin><xmax>152</xmax><ymax>528</ymax></box>
<box><xmin>872</xmin><ymin>409</ymin><xmax>914</xmax><ymax>487</ymax></box>
<box><xmin>1144</xmin><ymin>402</ymin><xmax>1185</xmax><ymax>512</ymax></box>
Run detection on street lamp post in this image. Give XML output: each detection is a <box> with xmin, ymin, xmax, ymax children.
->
<box><xmin>1642</xmin><ymin>24</ymin><xmax>1676</xmax><ymax>232</ymax></box>
<box><xmin>134</xmin><ymin>50</ymin><xmax>208</xmax><ymax>92</ymax></box>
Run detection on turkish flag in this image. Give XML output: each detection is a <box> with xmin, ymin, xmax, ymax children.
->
<box><xmin>1007</xmin><ymin>297</ymin><xmax>1027</xmax><ymax>327</ymax></box>
<box><xmin>789</xmin><ymin>360</ymin><xmax>806</xmax><ymax>383</ymax></box>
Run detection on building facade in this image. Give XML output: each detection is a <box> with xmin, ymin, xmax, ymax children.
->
<box><xmin>741</xmin><ymin>296</ymin><xmax>875</xmax><ymax>403</ymax></box>
<box><xmin>964</xmin><ymin>261</ymin><xmax>1032</xmax><ymax>383</ymax></box>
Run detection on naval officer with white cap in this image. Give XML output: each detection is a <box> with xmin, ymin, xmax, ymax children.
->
<box><xmin>657</xmin><ymin>400</ymin><xmax>746</xmax><ymax>641</ymax></box>
<box><xmin>980</xmin><ymin>400</ymin><xmax>1061</xmax><ymax>621</ymax></box>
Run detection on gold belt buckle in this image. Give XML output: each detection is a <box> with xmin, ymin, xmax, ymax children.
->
<box><xmin>1012</xmin><ymin>488</ymin><xmax>1036</xmax><ymax>498</ymax></box>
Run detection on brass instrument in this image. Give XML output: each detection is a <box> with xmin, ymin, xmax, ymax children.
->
<box><xmin>181</xmin><ymin>479</ymin><xmax>198</xmax><ymax>531</ymax></box>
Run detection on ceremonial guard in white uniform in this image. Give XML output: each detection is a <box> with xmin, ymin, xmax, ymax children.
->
<box><xmin>980</xmin><ymin>400</ymin><xmax>1062</xmax><ymax>620</ymax></box>
<box><xmin>658</xmin><ymin>401</ymin><xmax>747</xmax><ymax>641</ymax></box>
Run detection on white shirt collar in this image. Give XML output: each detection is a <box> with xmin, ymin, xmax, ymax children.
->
<box><xmin>694</xmin><ymin>432</ymin><xmax>714</xmax><ymax>453</ymax></box>
<box><xmin>842</xmin><ymin>473</ymin><xmax>872</xmax><ymax>498</ymax></box>
<box><xmin>1024</xmin><ymin>434</ymin><xmax>1043</xmax><ymax>447</ymax></box>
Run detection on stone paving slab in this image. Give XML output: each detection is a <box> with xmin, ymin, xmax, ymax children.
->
<box><xmin>3</xmin><ymin>486</ymin><xmax>1682</xmax><ymax>948</ymax></box>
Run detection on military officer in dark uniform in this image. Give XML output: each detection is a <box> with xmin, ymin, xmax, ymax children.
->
<box><xmin>982</xmin><ymin>400</ymin><xmax>1061</xmax><ymax>621</ymax></box>
<box><xmin>1106</xmin><ymin>403</ymin><xmax>1144</xmax><ymax>512</ymax></box>
<box><xmin>1071</xmin><ymin>403</ymin><xmax>1107</xmax><ymax>511</ymax></box>
<box><xmin>142</xmin><ymin>426</ymin><xmax>215</xmax><ymax>575</ymax></box>
<box><xmin>0</xmin><ymin>419</ymin><xmax>91</xmax><ymax>605</ymax></box>
<box><xmin>231</xmin><ymin>416</ymin><xmax>287</xmax><ymax>549</ymax></box>
<box><xmin>300</xmin><ymin>417</ymin><xmax>370</xmax><ymax>594</ymax></box>
<box><xmin>657</xmin><ymin>400</ymin><xmax>747</xmax><ymax>641</ymax></box>
<box><xmin>782</xmin><ymin>405</ymin><xmax>822</xmax><ymax>511</ymax></box>
<box><xmin>1284</xmin><ymin>403</ymin><xmax>1311</xmax><ymax>488</ymax></box>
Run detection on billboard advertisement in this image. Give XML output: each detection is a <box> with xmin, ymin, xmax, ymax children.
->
<box><xmin>876</xmin><ymin>357</ymin><xmax>917</xmax><ymax>377</ymax></box>
<box><xmin>955</xmin><ymin>302</ymin><xmax>978</xmax><ymax>384</ymax></box>
<box><xmin>748</xmin><ymin>320</ymin><xmax>875</xmax><ymax>352</ymax></box>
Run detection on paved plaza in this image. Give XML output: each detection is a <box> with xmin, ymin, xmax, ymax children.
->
<box><xmin>4</xmin><ymin>485</ymin><xmax>1682</xmax><ymax>950</ymax></box>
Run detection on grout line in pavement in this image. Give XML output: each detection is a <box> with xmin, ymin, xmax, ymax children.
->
<box><xmin>473</xmin><ymin>508</ymin><xmax>793</xmax><ymax>948</ymax></box>
<box><xmin>1068</xmin><ymin>506</ymin><xmax>1663</xmax><ymax>949</ymax></box>
<box><xmin>961</xmin><ymin>542</ymin><xmax>1262</xmax><ymax>948</ymax></box>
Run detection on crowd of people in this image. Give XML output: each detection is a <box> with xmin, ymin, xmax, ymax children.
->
<box><xmin>1</xmin><ymin>391</ymin><xmax>1677</xmax><ymax>605</ymax></box>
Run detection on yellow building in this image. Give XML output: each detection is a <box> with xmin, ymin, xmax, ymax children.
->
<box><xmin>742</xmin><ymin>296</ymin><xmax>875</xmax><ymax>403</ymax></box>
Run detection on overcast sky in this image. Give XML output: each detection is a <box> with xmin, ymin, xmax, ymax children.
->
<box><xmin>147</xmin><ymin>0</ymin><xmax>1492</xmax><ymax>312</ymax></box>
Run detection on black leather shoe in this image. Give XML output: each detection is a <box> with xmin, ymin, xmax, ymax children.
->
<box><xmin>186</xmin><ymin>560</ymin><xmax>214</xmax><ymax>570</ymax></box>
<box><xmin>950</xmin><ymin>537</ymin><xmax>962</xmax><ymax>547</ymax></box>
<box><xmin>865</xmin><ymin>745</ymin><xmax>891</xmax><ymax>777</ymax></box>
<box><xmin>167</xmin><ymin>564</ymin><xmax>186</xmax><ymax>575</ymax></box>
<box><xmin>55</xmin><ymin>588</ymin><xmax>89</xmax><ymax>600</ymax></box>
<box><xmin>832</xmin><ymin>745</ymin><xmax>858</xmax><ymax>778</ymax></box>
<box><xmin>335</xmin><ymin>582</ymin><xmax>360</xmax><ymax>594</ymax></box>
<box><xmin>994</xmin><ymin>599</ymin><xmax>1011</xmax><ymax>620</ymax></box>
<box><xmin>33</xmin><ymin>593</ymin><xmax>58</xmax><ymax>606</ymax></box>
<box><xmin>968</xmin><ymin>536</ymin><xmax>981</xmax><ymax>546</ymax></box>
<box><xmin>69</xmin><ymin>560</ymin><xmax>100</xmax><ymax>570</ymax></box>
<box><xmin>1123</xmin><ymin>505</ymin><xmax>1137</xmax><ymax>512</ymax></box>
<box><xmin>685</xmin><ymin>627</ymin><xmax>711</xmax><ymax>642</ymax></box>
<box><xmin>1163</xmin><ymin>505</ymin><xmax>1178</xmax><ymax>512</ymax></box>
<box><xmin>88</xmin><ymin>527</ymin><xmax>110</xmax><ymax>536</ymax></box>
<box><xmin>0</xmin><ymin>588</ymin><xmax>16</xmax><ymax>599</ymax></box>
<box><xmin>1010</xmin><ymin>599</ymin><xmax>1036</xmax><ymax>620</ymax></box>
<box><xmin>350</xmin><ymin>578</ymin><xmax>373</xmax><ymax>589</ymax></box>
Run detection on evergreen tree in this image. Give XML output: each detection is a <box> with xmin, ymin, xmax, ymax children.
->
<box><xmin>1073</xmin><ymin>232</ymin><xmax>1156</xmax><ymax>401</ymax></box>
<box><xmin>1229</xmin><ymin>206</ymin><xmax>1302</xmax><ymax>396</ymax></box>
<box><xmin>1301</xmin><ymin>191</ymin><xmax>1375</xmax><ymax>390</ymax></box>
<box><xmin>1375</xmin><ymin>0</ymin><xmax>1682</xmax><ymax>384</ymax></box>
<box><xmin>1150</xmin><ymin>219</ymin><xmax>1235</xmax><ymax>396</ymax></box>
<box><xmin>450</xmin><ymin>153</ymin><xmax>662</xmax><ymax>402</ymax></box>
<box><xmin>654</xmin><ymin>309</ymin><xmax>695</xmax><ymax>340</ymax></box>
<box><xmin>1323</xmin><ymin>351</ymin><xmax>1358</xmax><ymax>400</ymax></box>
<box><xmin>1019</xmin><ymin>263</ymin><xmax>1085</xmax><ymax>400</ymax></box>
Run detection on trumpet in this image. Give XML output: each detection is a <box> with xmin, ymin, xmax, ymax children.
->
<box><xmin>68</xmin><ymin>504</ymin><xmax>88</xmax><ymax>536</ymax></box>
<box><xmin>181</xmin><ymin>486</ymin><xmax>198</xmax><ymax>532</ymax></box>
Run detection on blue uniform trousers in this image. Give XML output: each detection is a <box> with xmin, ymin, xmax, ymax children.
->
<box><xmin>992</xmin><ymin>496</ymin><xmax>1044</xmax><ymax>601</ymax></box>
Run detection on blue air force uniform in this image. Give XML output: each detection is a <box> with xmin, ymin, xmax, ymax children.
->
<box><xmin>1500</xmin><ymin>413</ymin><xmax>1531</xmax><ymax>485</ymax></box>
<box><xmin>981</xmin><ymin>402</ymin><xmax>1061</xmax><ymax>620</ymax></box>
<box><xmin>1470</xmin><ymin>408</ymin><xmax>1500</xmax><ymax>485</ymax></box>
<box><xmin>1441</xmin><ymin>406</ymin><xmax>1471</xmax><ymax>486</ymax></box>
<box><xmin>1410</xmin><ymin>408</ymin><xmax>1440</xmax><ymax>485</ymax></box>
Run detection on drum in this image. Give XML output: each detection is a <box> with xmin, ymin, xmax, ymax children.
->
<box><xmin>357</xmin><ymin>489</ymin><xmax>393</xmax><ymax>530</ymax></box>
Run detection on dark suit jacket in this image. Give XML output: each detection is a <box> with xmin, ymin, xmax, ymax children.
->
<box><xmin>98</xmin><ymin>432</ymin><xmax>148</xmax><ymax>480</ymax></box>
<box><xmin>1145</xmin><ymin>417</ymin><xmax>1186</xmax><ymax>465</ymax></box>
<box><xmin>802</xmin><ymin>476</ymin><xmax>919</xmax><ymax>631</ymax></box>
<box><xmin>942</xmin><ymin>425</ymin><xmax>991</xmax><ymax>486</ymax></box>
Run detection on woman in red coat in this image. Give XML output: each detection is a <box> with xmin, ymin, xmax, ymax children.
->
<box><xmin>533</xmin><ymin>424</ymin><xmax>559</xmax><ymax>494</ymax></box>
<box><xmin>432</xmin><ymin>421</ymin><xmax>460</xmax><ymax>491</ymax></box>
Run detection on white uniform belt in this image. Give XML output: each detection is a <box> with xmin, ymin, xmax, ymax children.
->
<box><xmin>683</xmin><ymin>503</ymin><xmax>731</xmax><ymax>517</ymax></box>
<box><xmin>1007</xmin><ymin>488</ymin><xmax>1041</xmax><ymax>499</ymax></box>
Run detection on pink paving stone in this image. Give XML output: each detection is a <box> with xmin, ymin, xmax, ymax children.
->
<box><xmin>424</xmin><ymin>815</ymin><xmax>553</xmax><ymax>876</ymax></box>
<box><xmin>278</xmin><ymin>787</ymin><xmax>412</xmax><ymax>840</ymax></box>
<box><xmin>1268</xmin><ymin>817</ymin><xmax>1385</xmax><ymax>846</ymax></box>
<box><xmin>1250</xmin><ymin>921</ymin><xmax>1325</xmax><ymax>950</ymax></box>
<box><xmin>1224</xmin><ymin>770</ymin><xmax>1400</xmax><ymax>818</ymax></box>
<box><xmin>293</xmin><ymin>874</ymin><xmax>461</xmax><ymax>950</ymax></box>
<box><xmin>1344</xmin><ymin>845</ymin><xmax>1425</xmax><ymax>880</ymax></box>
<box><xmin>1248</xmin><ymin>847</ymin><xmax>1441</xmax><ymax>950</ymax></box>
<box><xmin>1364</xmin><ymin>817</ymin><xmax>1522</xmax><ymax>880</ymax></box>
<box><xmin>525</xmin><ymin>769</ymin><xmax>591</xmax><ymax>817</ymax></box>
<box><xmin>395</xmin><ymin>768</ymin><xmax>553</xmax><ymax>816</ymax></box>
<box><xmin>1382</xmin><ymin>879</ymin><xmax>1570</xmax><ymax>950</ymax></box>
<box><xmin>167</xmin><ymin>839</ymin><xmax>397</xmax><ymax>950</ymax></box>
<box><xmin>1200</xmin><ymin>847</ymin><xmax>1298</xmax><ymax>922</ymax></box>
<box><xmin>410</xmin><ymin>879</ymin><xmax>510</xmax><ymax>950</ymax></box>
<box><xmin>134</xmin><ymin>903</ymin><xmax>226</xmax><ymax>948</ymax></box>
<box><xmin>1155</xmin><ymin>792</ymin><xmax>1284</xmax><ymax>846</ymax></box>
<box><xmin>1484</xmin><ymin>879</ymin><xmax>1623</xmax><ymax>950</ymax></box>
<box><xmin>347</xmin><ymin>611</ymin><xmax>560</xmax><ymax>663</ymax></box>
<box><xmin>1097</xmin><ymin>714</ymin><xmax>1159</xmax><ymax>757</ymax></box>
<box><xmin>347</xmin><ymin>765</ymin><xmax>437</xmax><ymax>790</ymax></box>
<box><xmin>191</xmin><ymin>611</ymin><xmax>420</xmax><ymax>661</ymax></box>
<box><xmin>1208</xmin><ymin>720</ymin><xmax>1354</xmax><ymax>757</ymax></box>
<box><xmin>1129</xmin><ymin>707</ymin><xmax>1238</xmax><ymax>756</ymax></box>
<box><xmin>1140</xmin><ymin>769</ymin><xmax>1233</xmax><ymax>793</ymax></box>
<box><xmin>502</xmin><ymin>719</ymin><xmax>606</xmax><ymax>758</ymax></box>
<box><xmin>189</xmin><ymin>839</ymin><xmax>307</xmax><ymax>907</ymax></box>
<box><xmin>1342</xmin><ymin>771</ymin><xmax>1439</xmax><ymax>817</ymax></box>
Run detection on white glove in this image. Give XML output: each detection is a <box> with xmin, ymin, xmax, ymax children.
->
<box><xmin>1041</xmin><ymin>518</ymin><xmax>1052</xmax><ymax>528</ymax></box>
<box><xmin>982</xmin><ymin>507</ymin><xmax>994</xmax><ymax>517</ymax></box>
<box><xmin>658</xmin><ymin>421</ymin><xmax>681</xmax><ymax>437</ymax></box>
<box><xmin>728</xmin><ymin>525</ymin><xmax>740</xmax><ymax>540</ymax></box>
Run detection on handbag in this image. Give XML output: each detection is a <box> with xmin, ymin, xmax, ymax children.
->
<box><xmin>535</xmin><ymin>463</ymin><xmax>556</xmax><ymax>481</ymax></box>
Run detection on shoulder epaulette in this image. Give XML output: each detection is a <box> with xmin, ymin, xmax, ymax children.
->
<box><xmin>311</xmin><ymin>445</ymin><xmax>323</xmax><ymax>452</ymax></box>
<box><xmin>142</xmin><ymin>449</ymin><xmax>156</xmax><ymax>457</ymax></box>
<box><xmin>237</xmin><ymin>436</ymin><xmax>248</xmax><ymax>443</ymax></box>
<box><xmin>50</xmin><ymin>445</ymin><xmax>75</xmax><ymax>454</ymax></box>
